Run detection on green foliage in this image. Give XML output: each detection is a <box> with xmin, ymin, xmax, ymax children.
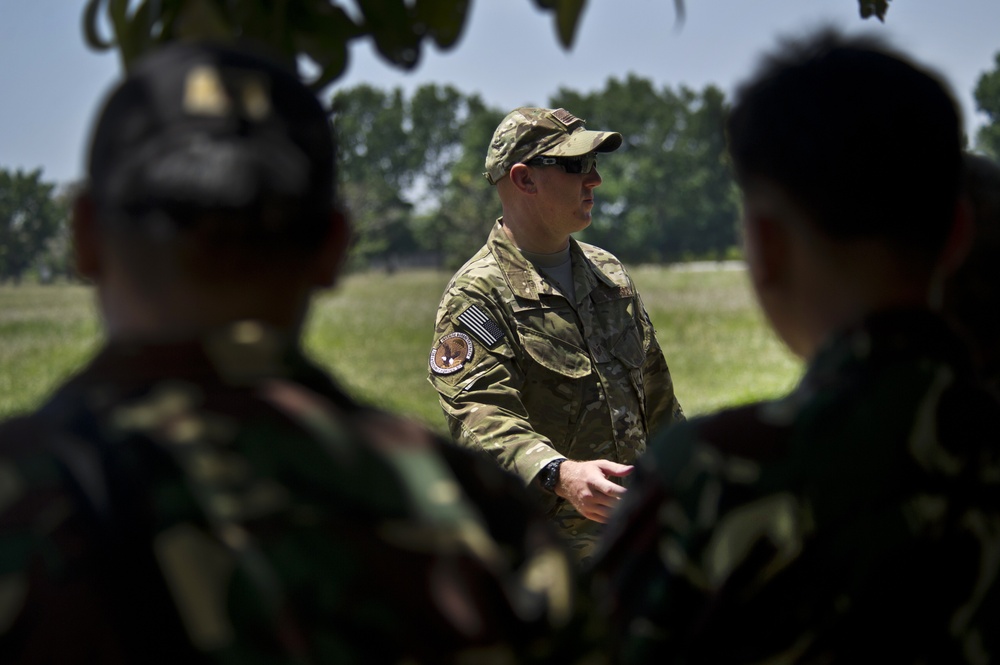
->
<box><xmin>0</xmin><ymin>269</ymin><xmax>803</xmax><ymax>426</ymax></box>
<box><xmin>333</xmin><ymin>77</ymin><xmax>739</xmax><ymax>268</ymax></box>
<box><xmin>82</xmin><ymin>0</ymin><xmax>602</xmax><ymax>86</ymax></box>
<box><xmin>418</xmin><ymin>167</ymin><xmax>497</xmax><ymax>271</ymax></box>
<box><xmin>77</xmin><ymin>1</ymin><xmax>894</xmax><ymax>269</ymax></box>
<box><xmin>975</xmin><ymin>52</ymin><xmax>1000</xmax><ymax>159</ymax></box>
<box><xmin>858</xmin><ymin>0</ymin><xmax>892</xmax><ymax>21</ymax></box>
<box><xmin>552</xmin><ymin>78</ymin><xmax>740</xmax><ymax>262</ymax></box>
<box><xmin>82</xmin><ymin>1</ymin><xmax>889</xmax><ymax>86</ymax></box>
<box><xmin>413</xmin><ymin>94</ymin><xmax>504</xmax><ymax>269</ymax></box>
<box><xmin>334</xmin><ymin>85</ymin><xmax>417</xmax><ymax>265</ymax></box>
<box><xmin>0</xmin><ymin>169</ymin><xmax>68</xmax><ymax>284</ymax></box>
<box><xmin>333</xmin><ymin>84</ymin><xmax>503</xmax><ymax>267</ymax></box>
<box><xmin>38</xmin><ymin>184</ymin><xmax>84</xmax><ymax>283</ymax></box>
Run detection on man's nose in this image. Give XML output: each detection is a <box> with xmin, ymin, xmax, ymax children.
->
<box><xmin>584</xmin><ymin>167</ymin><xmax>602</xmax><ymax>188</ymax></box>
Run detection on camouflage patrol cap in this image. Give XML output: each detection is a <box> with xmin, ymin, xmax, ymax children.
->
<box><xmin>87</xmin><ymin>41</ymin><xmax>335</xmax><ymax>228</ymax></box>
<box><xmin>483</xmin><ymin>107</ymin><xmax>623</xmax><ymax>185</ymax></box>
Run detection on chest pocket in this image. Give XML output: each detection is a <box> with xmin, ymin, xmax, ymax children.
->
<box><xmin>518</xmin><ymin>327</ymin><xmax>592</xmax><ymax>378</ymax></box>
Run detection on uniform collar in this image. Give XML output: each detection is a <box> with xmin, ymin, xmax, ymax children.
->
<box><xmin>487</xmin><ymin>219</ymin><xmax>615</xmax><ymax>304</ymax></box>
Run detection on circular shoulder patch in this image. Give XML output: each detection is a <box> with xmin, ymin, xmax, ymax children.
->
<box><xmin>430</xmin><ymin>332</ymin><xmax>474</xmax><ymax>375</ymax></box>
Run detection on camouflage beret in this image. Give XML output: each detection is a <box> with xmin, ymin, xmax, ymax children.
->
<box><xmin>483</xmin><ymin>107</ymin><xmax>622</xmax><ymax>185</ymax></box>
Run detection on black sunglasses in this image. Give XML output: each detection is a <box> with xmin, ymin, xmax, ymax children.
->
<box><xmin>525</xmin><ymin>153</ymin><xmax>598</xmax><ymax>174</ymax></box>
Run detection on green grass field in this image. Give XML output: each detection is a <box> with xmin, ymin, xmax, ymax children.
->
<box><xmin>0</xmin><ymin>265</ymin><xmax>803</xmax><ymax>431</ymax></box>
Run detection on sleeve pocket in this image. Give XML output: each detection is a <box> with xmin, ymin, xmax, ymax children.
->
<box><xmin>610</xmin><ymin>324</ymin><xmax>645</xmax><ymax>370</ymax></box>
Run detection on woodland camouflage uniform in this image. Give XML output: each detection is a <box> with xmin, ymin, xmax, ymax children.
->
<box><xmin>592</xmin><ymin>310</ymin><xmax>1000</xmax><ymax>663</ymax></box>
<box><xmin>593</xmin><ymin>30</ymin><xmax>1000</xmax><ymax>665</ymax></box>
<box><xmin>0</xmin><ymin>325</ymin><xmax>586</xmax><ymax>663</ymax></box>
<box><xmin>429</xmin><ymin>219</ymin><xmax>684</xmax><ymax>561</ymax></box>
<box><xmin>0</xmin><ymin>44</ymin><xmax>591</xmax><ymax>664</ymax></box>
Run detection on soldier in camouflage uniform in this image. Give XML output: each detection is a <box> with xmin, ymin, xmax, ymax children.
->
<box><xmin>0</xmin><ymin>43</ymin><xmax>590</xmax><ymax>664</ymax></box>
<box><xmin>428</xmin><ymin>107</ymin><xmax>684</xmax><ymax>564</ymax></box>
<box><xmin>591</xmin><ymin>30</ymin><xmax>1000</xmax><ymax>663</ymax></box>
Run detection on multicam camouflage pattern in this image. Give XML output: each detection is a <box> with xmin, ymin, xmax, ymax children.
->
<box><xmin>0</xmin><ymin>322</ymin><xmax>590</xmax><ymax>664</ymax></box>
<box><xmin>483</xmin><ymin>107</ymin><xmax>623</xmax><ymax>185</ymax></box>
<box><xmin>592</xmin><ymin>310</ymin><xmax>1000</xmax><ymax>663</ymax></box>
<box><xmin>428</xmin><ymin>222</ymin><xmax>684</xmax><ymax>562</ymax></box>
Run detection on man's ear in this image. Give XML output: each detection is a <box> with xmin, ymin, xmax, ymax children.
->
<box><xmin>938</xmin><ymin>198</ymin><xmax>975</xmax><ymax>276</ymax></box>
<box><xmin>72</xmin><ymin>193</ymin><xmax>102</xmax><ymax>281</ymax></box>
<box><xmin>507</xmin><ymin>163</ymin><xmax>536</xmax><ymax>194</ymax></box>
<box><xmin>743</xmin><ymin>205</ymin><xmax>789</xmax><ymax>293</ymax></box>
<box><xmin>311</xmin><ymin>207</ymin><xmax>352</xmax><ymax>288</ymax></box>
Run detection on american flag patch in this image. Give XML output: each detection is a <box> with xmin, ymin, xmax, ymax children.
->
<box><xmin>457</xmin><ymin>305</ymin><xmax>505</xmax><ymax>348</ymax></box>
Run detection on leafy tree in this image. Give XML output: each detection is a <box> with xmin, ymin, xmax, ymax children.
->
<box><xmin>408</xmin><ymin>84</ymin><xmax>472</xmax><ymax>197</ymax></box>
<box><xmin>340</xmin><ymin>177</ymin><xmax>415</xmax><ymax>266</ymax></box>
<box><xmin>416</xmin><ymin>95</ymin><xmax>504</xmax><ymax>269</ymax></box>
<box><xmin>0</xmin><ymin>169</ymin><xmax>66</xmax><ymax>284</ymax></box>
<box><xmin>664</xmin><ymin>85</ymin><xmax>739</xmax><ymax>260</ymax></box>
<box><xmin>82</xmin><ymin>0</ymin><xmax>890</xmax><ymax>85</ymax></box>
<box><xmin>552</xmin><ymin>76</ymin><xmax>739</xmax><ymax>263</ymax></box>
<box><xmin>333</xmin><ymin>83</ymin><xmax>502</xmax><ymax>267</ymax></box>
<box><xmin>35</xmin><ymin>183</ymin><xmax>82</xmax><ymax>283</ymax></box>
<box><xmin>78</xmin><ymin>1</ymin><xmax>891</xmax><ymax>271</ymax></box>
<box><xmin>334</xmin><ymin>85</ymin><xmax>416</xmax><ymax>265</ymax></box>
<box><xmin>82</xmin><ymin>0</ymin><xmax>593</xmax><ymax>85</ymax></box>
<box><xmin>974</xmin><ymin>51</ymin><xmax>1000</xmax><ymax>159</ymax></box>
<box><xmin>333</xmin><ymin>76</ymin><xmax>740</xmax><ymax>268</ymax></box>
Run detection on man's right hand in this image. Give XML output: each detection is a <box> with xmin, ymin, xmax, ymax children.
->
<box><xmin>555</xmin><ymin>459</ymin><xmax>634</xmax><ymax>524</ymax></box>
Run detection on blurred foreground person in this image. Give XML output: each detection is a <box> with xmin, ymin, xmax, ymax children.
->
<box><xmin>944</xmin><ymin>152</ymin><xmax>1000</xmax><ymax>393</ymax></box>
<box><xmin>592</xmin><ymin>29</ymin><xmax>1000</xmax><ymax>664</ymax></box>
<box><xmin>0</xmin><ymin>42</ymin><xmax>586</xmax><ymax>664</ymax></box>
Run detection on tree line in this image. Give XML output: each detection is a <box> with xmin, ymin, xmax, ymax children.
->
<box><xmin>0</xmin><ymin>170</ymin><xmax>72</xmax><ymax>284</ymax></box>
<box><xmin>340</xmin><ymin>76</ymin><xmax>737</xmax><ymax>268</ymax></box>
<box><xmin>332</xmin><ymin>60</ymin><xmax>1000</xmax><ymax>269</ymax></box>
<box><xmin>4</xmin><ymin>55</ymin><xmax>1000</xmax><ymax>282</ymax></box>
<box><xmin>334</xmin><ymin>75</ymin><xmax>744</xmax><ymax>269</ymax></box>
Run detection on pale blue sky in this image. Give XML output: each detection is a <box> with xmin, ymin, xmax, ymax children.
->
<box><xmin>2</xmin><ymin>1</ymin><xmax>999</xmax><ymax>186</ymax></box>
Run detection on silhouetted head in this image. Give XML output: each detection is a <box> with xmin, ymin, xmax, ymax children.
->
<box><xmin>76</xmin><ymin>41</ymin><xmax>349</xmax><ymax>336</ymax></box>
<box><xmin>727</xmin><ymin>28</ymin><xmax>964</xmax><ymax>265</ymax></box>
<box><xmin>82</xmin><ymin>41</ymin><xmax>342</xmax><ymax>280</ymax></box>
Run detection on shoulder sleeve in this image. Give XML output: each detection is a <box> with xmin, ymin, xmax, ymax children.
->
<box><xmin>427</xmin><ymin>274</ymin><xmax>564</xmax><ymax>489</ymax></box>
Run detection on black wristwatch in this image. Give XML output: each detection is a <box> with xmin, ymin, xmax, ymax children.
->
<box><xmin>540</xmin><ymin>458</ymin><xmax>567</xmax><ymax>493</ymax></box>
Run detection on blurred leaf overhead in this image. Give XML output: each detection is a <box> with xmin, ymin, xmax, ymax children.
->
<box><xmin>82</xmin><ymin>0</ymin><xmax>892</xmax><ymax>89</ymax></box>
